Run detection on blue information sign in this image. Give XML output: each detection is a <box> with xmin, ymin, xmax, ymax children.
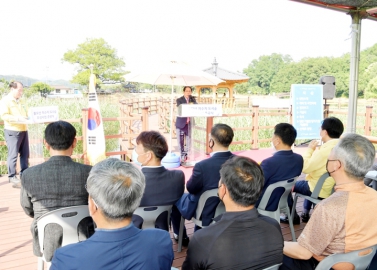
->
<box><xmin>291</xmin><ymin>84</ymin><xmax>323</xmax><ymax>139</ymax></box>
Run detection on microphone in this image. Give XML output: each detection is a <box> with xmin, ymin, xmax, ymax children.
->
<box><xmin>294</xmin><ymin>140</ymin><xmax>312</xmax><ymax>147</ymax></box>
<box><xmin>189</xmin><ymin>95</ymin><xmax>196</xmax><ymax>103</ymax></box>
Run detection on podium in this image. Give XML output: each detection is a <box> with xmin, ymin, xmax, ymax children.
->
<box><xmin>177</xmin><ymin>104</ymin><xmax>222</xmax><ymax>167</ymax></box>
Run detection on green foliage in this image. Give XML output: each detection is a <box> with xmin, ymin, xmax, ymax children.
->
<box><xmin>243</xmin><ymin>53</ymin><xmax>292</xmax><ymax>95</ymax></box>
<box><xmin>242</xmin><ymin>43</ymin><xmax>377</xmax><ymax>98</ymax></box>
<box><xmin>28</xmin><ymin>82</ymin><xmax>54</xmax><ymax>97</ymax></box>
<box><xmin>62</xmin><ymin>38</ymin><xmax>126</xmax><ymax>86</ymax></box>
<box><xmin>0</xmin><ymin>78</ymin><xmax>10</xmax><ymax>96</ymax></box>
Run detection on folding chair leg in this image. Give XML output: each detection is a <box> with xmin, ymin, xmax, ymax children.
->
<box><xmin>291</xmin><ymin>194</ymin><xmax>299</xmax><ymax>222</ymax></box>
<box><xmin>286</xmin><ymin>210</ymin><xmax>296</xmax><ymax>242</ymax></box>
<box><xmin>177</xmin><ymin>216</ymin><xmax>185</xmax><ymax>252</ymax></box>
<box><xmin>37</xmin><ymin>257</ymin><xmax>44</xmax><ymax>270</ymax></box>
<box><xmin>290</xmin><ymin>194</ymin><xmax>299</xmax><ymax>242</ymax></box>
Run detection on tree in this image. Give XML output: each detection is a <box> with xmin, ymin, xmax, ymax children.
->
<box><xmin>62</xmin><ymin>38</ymin><xmax>126</xmax><ymax>86</ymax></box>
<box><xmin>28</xmin><ymin>82</ymin><xmax>54</xmax><ymax>97</ymax></box>
<box><xmin>363</xmin><ymin>63</ymin><xmax>377</xmax><ymax>99</ymax></box>
<box><xmin>243</xmin><ymin>53</ymin><xmax>292</xmax><ymax>95</ymax></box>
<box><xmin>0</xmin><ymin>78</ymin><xmax>10</xmax><ymax>96</ymax></box>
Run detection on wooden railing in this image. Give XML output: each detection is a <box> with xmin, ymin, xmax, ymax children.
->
<box><xmin>120</xmin><ymin>97</ymin><xmax>377</xmax><ymax>150</ymax></box>
<box><xmin>2</xmin><ymin>98</ymin><xmax>376</xmax><ymax>171</ymax></box>
<box><xmin>0</xmin><ymin>106</ymin><xmax>149</xmax><ymax>167</ymax></box>
<box><xmin>183</xmin><ymin>104</ymin><xmax>376</xmax><ymax>153</ymax></box>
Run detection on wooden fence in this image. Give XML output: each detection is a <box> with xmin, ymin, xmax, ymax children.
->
<box><xmin>0</xmin><ymin>106</ymin><xmax>149</xmax><ymax>168</ymax></box>
<box><xmin>1</xmin><ymin>97</ymin><xmax>377</xmax><ymax>172</ymax></box>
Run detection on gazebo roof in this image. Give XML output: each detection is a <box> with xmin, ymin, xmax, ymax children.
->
<box><xmin>203</xmin><ymin>59</ymin><xmax>249</xmax><ymax>83</ymax></box>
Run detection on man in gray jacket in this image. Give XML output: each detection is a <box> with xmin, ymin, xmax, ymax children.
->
<box><xmin>20</xmin><ymin>121</ymin><xmax>93</xmax><ymax>261</ymax></box>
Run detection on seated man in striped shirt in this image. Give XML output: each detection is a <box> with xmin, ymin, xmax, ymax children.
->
<box><xmin>281</xmin><ymin>134</ymin><xmax>377</xmax><ymax>270</ymax></box>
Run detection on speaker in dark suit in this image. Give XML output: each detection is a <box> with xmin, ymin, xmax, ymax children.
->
<box><xmin>132</xmin><ymin>131</ymin><xmax>185</xmax><ymax>231</ymax></box>
<box><xmin>175</xmin><ymin>86</ymin><xmax>197</xmax><ymax>160</ymax></box>
<box><xmin>20</xmin><ymin>121</ymin><xmax>93</xmax><ymax>262</ymax></box>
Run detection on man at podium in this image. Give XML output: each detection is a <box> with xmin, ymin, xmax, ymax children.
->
<box><xmin>175</xmin><ymin>86</ymin><xmax>197</xmax><ymax>162</ymax></box>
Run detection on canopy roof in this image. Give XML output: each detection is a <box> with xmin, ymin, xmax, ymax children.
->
<box><xmin>203</xmin><ymin>58</ymin><xmax>249</xmax><ymax>84</ymax></box>
<box><xmin>291</xmin><ymin>0</ymin><xmax>377</xmax><ymax>20</ymax></box>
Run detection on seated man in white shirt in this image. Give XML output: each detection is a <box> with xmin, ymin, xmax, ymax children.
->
<box><xmin>281</xmin><ymin>134</ymin><xmax>377</xmax><ymax>270</ymax></box>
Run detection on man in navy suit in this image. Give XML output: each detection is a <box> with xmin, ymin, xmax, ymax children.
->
<box><xmin>171</xmin><ymin>123</ymin><xmax>234</xmax><ymax>245</ymax></box>
<box><xmin>255</xmin><ymin>123</ymin><xmax>303</xmax><ymax>224</ymax></box>
<box><xmin>132</xmin><ymin>130</ymin><xmax>185</xmax><ymax>231</ymax></box>
<box><xmin>175</xmin><ymin>86</ymin><xmax>197</xmax><ymax>161</ymax></box>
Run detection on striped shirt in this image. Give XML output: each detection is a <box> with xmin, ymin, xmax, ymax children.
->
<box><xmin>298</xmin><ymin>181</ymin><xmax>377</xmax><ymax>257</ymax></box>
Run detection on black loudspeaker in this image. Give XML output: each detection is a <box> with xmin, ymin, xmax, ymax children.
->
<box><xmin>319</xmin><ymin>76</ymin><xmax>336</xmax><ymax>99</ymax></box>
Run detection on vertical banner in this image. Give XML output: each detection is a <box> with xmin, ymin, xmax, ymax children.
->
<box><xmin>87</xmin><ymin>73</ymin><xmax>106</xmax><ymax>165</ymax></box>
<box><xmin>291</xmin><ymin>84</ymin><xmax>323</xmax><ymax>139</ymax></box>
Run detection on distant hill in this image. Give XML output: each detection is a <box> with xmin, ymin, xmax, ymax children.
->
<box><xmin>0</xmin><ymin>75</ymin><xmax>78</xmax><ymax>88</ymax></box>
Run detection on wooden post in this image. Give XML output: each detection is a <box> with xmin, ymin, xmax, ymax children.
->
<box><xmin>157</xmin><ymin>98</ymin><xmax>162</xmax><ymax>129</ymax></box>
<box><xmin>206</xmin><ymin>117</ymin><xmax>214</xmax><ymax>154</ymax></box>
<box><xmin>323</xmin><ymin>103</ymin><xmax>330</xmax><ymax>119</ymax></box>
<box><xmin>127</xmin><ymin>104</ymin><xmax>133</xmax><ymax>149</ymax></box>
<box><xmin>252</xmin><ymin>105</ymin><xmax>259</xmax><ymax>150</ymax></box>
<box><xmin>120</xmin><ymin>101</ymin><xmax>126</xmax><ymax>141</ymax></box>
<box><xmin>141</xmin><ymin>106</ymin><xmax>149</xmax><ymax>131</ymax></box>
<box><xmin>365</xmin><ymin>106</ymin><xmax>373</xmax><ymax>136</ymax></box>
<box><xmin>81</xmin><ymin>108</ymin><xmax>89</xmax><ymax>165</ymax></box>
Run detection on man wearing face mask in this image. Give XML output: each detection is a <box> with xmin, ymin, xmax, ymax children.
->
<box><xmin>132</xmin><ymin>131</ymin><xmax>185</xmax><ymax>231</ymax></box>
<box><xmin>182</xmin><ymin>156</ymin><xmax>284</xmax><ymax>269</ymax></box>
<box><xmin>255</xmin><ymin>123</ymin><xmax>303</xmax><ymax>223</ymax></box>
<box><xmin>0</xmin><ymin>81</ymin><xmax>29</xmax><ymax>188</ymax></box>
<box><xmin>281</xmin><ymin>134</ymin><xmax>377</xmax><ymax>270</ymax></box>
<box><xmin>281</xmin><ymin>117</ymin><xmax>344</xmax><ymax>225</ymax></box>
<box><xmin>171</xmin><ymin>123</ymin><xmax>234</xmax><ymax>246</ymax></box>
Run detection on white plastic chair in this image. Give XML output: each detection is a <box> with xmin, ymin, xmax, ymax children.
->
<box><xmin>291</xmin><ymin>173</ymin><xmax>330</xmax><ymax>211</ymax></box>
<box><xmin>133</xmin><ymin>205</ymin><xmax>172</xmax><ymax>229</ymax></box>
<box><xmin>36</xmin><ymin>205</ymin><xmax>91</xmax><ymax>270</ymax></box>
<box><xmin>291</xmin><ymin>172</ymin><xmax>331</xmax><ymax>235</ymax></box>
<box><xmin>133</xmin><ymin>205</ymin><xmax>182</xmax><ymax>252</ymax></box>
<box><xmin>257</xmin><ymin>176</ymin><xmax>299</xmax><ymax>241</ymax></box>
<box><xmin>365</xmin><ymin>170</ymin><xmax>377</xmax><ymax>190</ymax></box>
<box><xmin>263</xmin><ymin>264</ymin><xmax>282</xmax><ymax>270</ymax></box>
<box><xmin>315</xmin><ymin>244</ymin><xmax>377</xmax><ymax>270</ymax></box>
<box><xmin>191</xmin><ymin>188</ymin><xmax>222</xmax><ymax>228</ymax></box>
<box><xmin>178</xmin><ymin>188</ymin><xmax>224</xmax><ymax>252</ymax></box>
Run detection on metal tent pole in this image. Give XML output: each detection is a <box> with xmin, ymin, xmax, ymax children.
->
<box><xmin>347</xmin><ymin>11</ymin><xmax>362</xmax><ymax>133</ymax></box>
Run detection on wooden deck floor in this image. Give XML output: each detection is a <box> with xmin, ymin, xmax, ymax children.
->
<box><xmin>0</xmin><ymin>173</ymin><xmax>307</xmax><ymax>270</ymax></box>
<box><xmin>0</xmin><ymin>114</ymin><xmax>309</xmax><ymax>269</ymax></box>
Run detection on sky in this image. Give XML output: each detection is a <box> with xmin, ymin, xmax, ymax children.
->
<box><xmin>1</xmin><ymin>0</ymin><xmax>377</xmax><ymax>81</ymax></box>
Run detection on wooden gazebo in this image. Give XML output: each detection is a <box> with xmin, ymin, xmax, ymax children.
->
<box><xmin>194</xmin><ymin>58</ymin><xmax>249</xmax><ymax>99</ymax></box>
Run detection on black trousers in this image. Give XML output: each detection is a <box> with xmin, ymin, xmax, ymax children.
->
<box><xmin>279</xmin><ymin>255</ymin><xmax>319</xmax><ymax>270</ymax></box>
<box><xmin>4</xmin><ymin>129</ymin><xmax>29</xmax><ymax>177</ymax></box>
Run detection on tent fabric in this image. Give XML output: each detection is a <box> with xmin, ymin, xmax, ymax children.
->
<box><xmin>291</xmin><ymin>0</ymin><xmax>377</xmax><ymax>20</ymax></box>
